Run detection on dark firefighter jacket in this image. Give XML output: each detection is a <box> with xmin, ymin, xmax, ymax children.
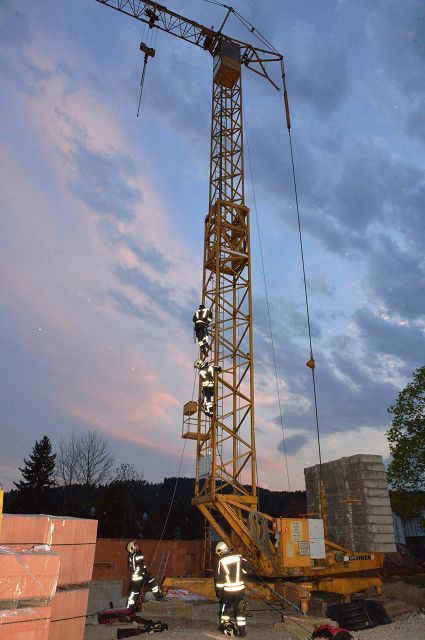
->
<box><xmin>193</xmin><ymin>308</ymin><xmax>212</xmax><ymax>325</ymax></box>
<box><xmin>215</xmin><ymin>551</ymin><xmax>248</xmax><ymax>593</ymax></box>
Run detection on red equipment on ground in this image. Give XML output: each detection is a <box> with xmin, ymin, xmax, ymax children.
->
<box><xmin>311</xmin><ymin>624</ymin><xmax>353</xmax><ymax>640</ymax></box>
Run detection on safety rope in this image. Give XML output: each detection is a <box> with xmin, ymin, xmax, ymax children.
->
<box><xmin>244</xmin><ymin>580</ymin><xmax>305</xmax><ymax>616</ymax></box>
<box><xmin>151</xmin><ymin>438</ymin><xmax>187</xmax><ymax>567</ymax></box>
<box><xmin>244</xmin><ymin>113</ymin><xmax>291</xmax><ymax>493</ymax></box>
<box><xmin>280</xmin><ymin>61</ymin><xmax>323</xmax><ymax>486</ymax></box>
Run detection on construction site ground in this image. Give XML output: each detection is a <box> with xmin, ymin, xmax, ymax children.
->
<box><xmin>85</xmin><ymin>590</ymin><xmax>425</xmax><ymax>640</ymax></box>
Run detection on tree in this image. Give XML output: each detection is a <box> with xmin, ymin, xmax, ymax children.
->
<box><xmin>76</xmin><ymin>431</ymin><xmax>115</xmax><ymax>486</ymax></box>
<box><xmin>14</xmin><ymin>435</ymin><xmax>56</xmax><ymax>495</ymax></box>
<box><xmin>111</xmin><ymin>462</ymin><xmax>144</xmax><ymax>484</ymax></box>
<box><xmin>55</xmin><ymin>433</ymin><xmax>81</xmax><ymax>486</ymax></box>
<box><xmin>387</xmin><ymin>365</ymin><xmax>425</xmax><ymax>492</ymax></box>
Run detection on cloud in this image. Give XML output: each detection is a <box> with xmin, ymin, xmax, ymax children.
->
<box><xmin>367</xmin><ymin>0</ymin><xmax>425</xmax><ymax>143</ymax></box>
<box><xmin>121</xmin><ymin>235</ymin><xmax>170</xmax><ymax>273</ymax></box>
<box><xmin>71</xmin><ymin>146</ymin><xmax>141</xmax><ymax>221</ymax></box>
<box><xmin>364</xmin><ymin>236</ymin><xmax>425</xmax><ymax>319</ymax></box>
<box><xmin>285</xmin><ymin>21</ymin><xmax>349</xmax><ymax>114</ymax></box>
<box><xmin>278</xmin><ymin>434</ymin><xmax>308</xmax><ymax>456</ymax></box>
<box><xmin>114</xmin><ymin>264</ymin><xmax>185</xmax><ymax>318</ymax></box>
<box><xmin>354</xmin><ymin>308</ymin><xmax>425</xmax><ymax>367</ymax></box>
<box><xmin>109</xmin><ymin>289</ymin><xmax>156</xmax><ymax>323</ymax></box>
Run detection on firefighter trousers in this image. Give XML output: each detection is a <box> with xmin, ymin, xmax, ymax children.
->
<box><xmin>219</xmin><ymin>590</ymin><xmax>246</xmax><ymax>635</ymax></box>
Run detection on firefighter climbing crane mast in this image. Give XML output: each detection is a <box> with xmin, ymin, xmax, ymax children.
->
<box><xmin>94</xmin><ymin>0</ymin><xmax>384</xmax><ymax>608</ymax></box>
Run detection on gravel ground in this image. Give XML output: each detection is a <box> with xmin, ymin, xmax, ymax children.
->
<box><xmin>84</xmin><ymin>603</ymin><xmax>425</xmax><ymax>640</ymax></box>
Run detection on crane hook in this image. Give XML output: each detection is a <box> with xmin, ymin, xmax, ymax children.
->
<box><xmin>137</xmin><ymin>42</ymin><xmax>156</xmax><ymax>119</ymax></box>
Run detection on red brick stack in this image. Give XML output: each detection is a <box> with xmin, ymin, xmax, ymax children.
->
<box><xmin>0</xmin><ymin>514</ymin><xmax>97</xmax><ymax>640</ymax></box>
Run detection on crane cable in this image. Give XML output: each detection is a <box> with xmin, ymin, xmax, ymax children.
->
<box><xmin>151</xmin><ymin>369</ymin><xmax>197</xmax><ymax>569</ymax></box>
<box><xmin>199</xmin><ymin>0</ymin><xmax>281</xmax><ymax>61</ymax></box>
<box><xmin>244</xmin><ymin>114</ymin><xmax>291</xmax><ymax>493</ymax></box>
<box><xmin>137</xmin><ymin>54</ymin><xmax>149</xmax><ymax>118</ymax></box>
<box><xmin>136</xmin><ymin>20</ymin><xmax>159</xmax><ymax>118</ymax></box>
<box><xmin>280</xmin><ymin>61</ymin><xmax>323</xmax><ymax>487</ymax></box>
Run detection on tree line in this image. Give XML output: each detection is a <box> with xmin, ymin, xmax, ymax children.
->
<box><xmin>3</xmin><ymin>430</ymin><xmax>307</xmax><ymax>539</ymax></box>
<box><xmin>3</xmin><ymin>364</ymin><xmax>425</xmax><ymax>535</ymax></box>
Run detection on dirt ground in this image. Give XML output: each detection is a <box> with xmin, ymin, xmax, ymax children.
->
<box><xmin>84</xmin><ymin>602</ymin><xmax>425</xmax><ymax>640</ymax></box>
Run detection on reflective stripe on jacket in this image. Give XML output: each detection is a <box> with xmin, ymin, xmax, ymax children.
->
<box><xmin>194</xmin><ymin>308</ymin><xmax>211</xmax><ymax>324</ymax></box>
<box><xmin>215</xmin><ymin>553</ymin><xmax>247</xmax><ymax>593</ymax></box>
<box><xmin>129</xmin><ymin>552</ymin><xmax>147</xmax><ymax>582</ymax></box>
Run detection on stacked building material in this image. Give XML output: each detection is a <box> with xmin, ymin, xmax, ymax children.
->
<box><xmin>0</xmin><ymin>514</ymin><xmax>97</xmax><ymax>640</ymax></box>
<box><xmin>0</xmin><ymin>547</ymin><xmax>59</xmax><ymax>639</ymax></box>
<box><xmin>304</xmin><ymin>454</ymin><xmax>396</xmax><ymax>553</ymax></box>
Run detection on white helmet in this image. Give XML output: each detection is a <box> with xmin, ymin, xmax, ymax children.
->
<box><xmin>126</xmin><ymin>540</ymin><xmax>138</xmax><ymax>554</ymax></box>
<box><xmin>215</xmin><ymin>541</ymin><xmax>229</xmax><ymax>557</ymax></box>
<box><xmin>194</xmin><ymin>359</ymin><xmax>204</xmax><ymax>369</ymax></box>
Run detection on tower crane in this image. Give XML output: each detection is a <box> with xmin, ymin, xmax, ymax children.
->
<box><xmin>94</xmin><ymin>0</ymin><xmax>384</xmax><ymax>610</ymax></box>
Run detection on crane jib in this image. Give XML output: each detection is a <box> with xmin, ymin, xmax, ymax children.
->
<box><xmin>94</xmin><ymin>0</ymin><xmax>282</xmax><ymax>89</ymax></box>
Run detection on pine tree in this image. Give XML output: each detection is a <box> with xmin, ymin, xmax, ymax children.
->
<box><xmin>14</xmin><ymin>435</ymin><xmax>56</xmax><ymax>493</ymax></box>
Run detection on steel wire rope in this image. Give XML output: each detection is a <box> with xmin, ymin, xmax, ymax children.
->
<box><xmin>280</xmin><ymin>60</ymin><xmax>323</xmax><ymax>488</ymax></box>
<box><xmin>151</xmin><ymin>438</ymin><xmax>187</xmax><ymax>570</ymax></box>
<box><xmin>231</xmin><ymin>8</ymin><xmax>280</xmax><ymax>55</ymax></box>
<box><xmin>151</xmin><ymin>367</ymin><xmax>197</xmax><ymax>568</ymax></box>
<box><xmin>200</xmin><ymin>0</ymin><xmax>229</xmax><ymax>7</ymax></box>
<box><xmin>243</xmin><ymin>113</ymin><xmax>292</xmax><ymax>493</ymax></box>
<box><xmin>137</xmin><ymin>18</ymin><xmax>159</xmax><ymax>118</ymax></box>
<box><xmin>199</xmin><ymin>0</ymin><xmax>281</xmax><ymax>56</ymax></box>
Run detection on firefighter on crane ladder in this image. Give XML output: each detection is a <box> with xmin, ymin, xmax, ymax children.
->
<box><xmin>215</xmin><ymin>541</ymin><xmax>248</xmax><ymax>637</ymax></box>
<box><xmin>193</xmin><ymin>304</ymin><xmax>212</xmax><ymax>358</ymax></box>
<box><xmin>194</xmin><ymin>359</ymin><xmax>221</xmax><ymax>417</ymax></box>
<box><xmin>125</xmin><ymin>541</ymin><xmax>163</xmax><ymax>610</ymax></box>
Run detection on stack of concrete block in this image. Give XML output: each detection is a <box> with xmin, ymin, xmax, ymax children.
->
<box><xmin>0</xmin><ymin>514</ymin><xmax>97</xmax><ymax>640</ymax></box>
<box><xmin>304</xmin><ymin>454</ymin><xmax>396</xmax><ymax>553</ymax></box>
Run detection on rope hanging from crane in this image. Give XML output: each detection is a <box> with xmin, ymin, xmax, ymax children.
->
<box><xmin>244</xmin><ymin>114</ymin><xmax>292</xmax><ymax>493</ymax></box>
<box><xmin>280</xmin><ymin>61</ymin><xmax>324</xmax><ymax>501</ymax></box>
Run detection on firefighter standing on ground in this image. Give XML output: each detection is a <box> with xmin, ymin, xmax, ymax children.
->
<box><xmin>215</xmin><ymin>541</ymin><xmax>248</xmax><ymax>637</ymax></box>
<box><xmin>125</xmin><ymin>541</ymin><xmax>162</xmax><ymax>610</ymax></box>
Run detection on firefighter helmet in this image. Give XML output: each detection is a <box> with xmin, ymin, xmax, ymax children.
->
<box><xmin>215</xmin><ymin>541</ymin><xmax>229</xmax><ymax>557</ymax></box>
<box><xmin>126</xmin><ymin>540</ymin><xmax>138</xmax><ymax>554</ymax></box>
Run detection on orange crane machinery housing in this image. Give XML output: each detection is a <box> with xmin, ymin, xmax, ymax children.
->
<box><xmin>94</xmin><ymin>0</ymin><xmax>384</xmax><ymax>610</ymax></box>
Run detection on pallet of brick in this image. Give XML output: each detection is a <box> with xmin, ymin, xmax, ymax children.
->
<box><xmin>0</xmin><ymin>515</ymin><xmax>51</xmax><ymax>546</ymax></box>
<box><xmin>49</xmin><ymin>587</ymin><xmax>88</xmax><ymax>640</ymax></box>
<box><xmin>46</xmin><ymin>516</ymin><xmax>97</xmax><ymax>546</ymax></box>
<box><xmin>0</xmin><ymin>515</ymin><xmax>97</xmax><ymax>587</ymax></box>
<box><xmin>0</xmin><ymin>514</ymin><xmax>97</xmax><ymax>546</ymax></box>
<box><xmin>46</xmin><ymin>516</ymin><xmax>97</xmax><ymax>586</ymax></box>
<box><xmin>0</xmin><ymin>606</ymin><xmax>51</xmax><ymax>640</ymax></box>
<box><xmin>0</xmin><ymin>547</ymin><xmax>59</xmax><ymax>607</ymax></box>
<box><xmin>54</xmin><ymin>543</ymin><xmax>95</xmax><ymax>587</ymax></box>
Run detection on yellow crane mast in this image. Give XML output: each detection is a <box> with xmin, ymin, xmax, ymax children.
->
<box><xmin>95</xmin><ymin>0</ymin><xmax>282</xmax><ymax>574</ymax></box>
<box><xmin>94</xmin><ymin>0</ymin><xmax>384</xmax><ymax>608</ymax></box>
